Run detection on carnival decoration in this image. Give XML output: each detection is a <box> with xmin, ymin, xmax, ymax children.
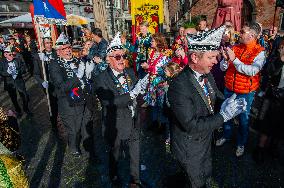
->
<box><xmin>187</xmin><ymin>26</ymin><xmax>226</xmax><ymax>51</ymax></box>
<box><xmin>131</xmin><ymin>0</ymin><xmax>164</xmax><ymax>41</ymax></box>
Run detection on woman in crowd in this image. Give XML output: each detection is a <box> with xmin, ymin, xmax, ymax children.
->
<box><xmin>253</xmin><ymin>38</ymin><xmax>284</xmax><ymax>163</ymax></box>
<box><xmin>141</xmin><ymin>33</ymin><xmax>172</xmax><ymax>133</ymax></box>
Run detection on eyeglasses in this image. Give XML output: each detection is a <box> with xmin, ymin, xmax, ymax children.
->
<box><xmin>240</xmin><ymin>30</ymin><xmax>250</xmax><ymax>34</ymax></box>
<box><xmin>61</xmin><ymin>46</ymin><xmax>71</xmax><ymax>50</ymax></box>
<box><xmin>109</xmin><ymin>54</ymin><xmax>127</xmax><ymax>61</ymax></box>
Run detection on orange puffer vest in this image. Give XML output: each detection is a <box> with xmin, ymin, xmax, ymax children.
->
<box><xmin>224</xmin><ymin>41</ymin><xmax>264</xmax><ymax>94</ymax></box>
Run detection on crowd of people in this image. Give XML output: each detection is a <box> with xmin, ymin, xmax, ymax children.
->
<box><xmin>0</xmin><ymin>16</ymin><xmax>283</xmax><ymax>187</ymax></box>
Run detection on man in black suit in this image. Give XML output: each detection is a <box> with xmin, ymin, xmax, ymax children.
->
<box><xmin>0</xmin><ymin>46</ymin><xmax>30</xmax><ymax>118</ymax></box>
<box><xmin>168</xmin><ymin>26</ymin><xmax>247</xmax><ymax>188</ymax></box>
<box><xmin>49</xmin><ymin>33</ymin><xmax>92</xmax><ymax>157</ymax></box>
<box><xmin>94</xmin><ymin>32</ymin><xmax>148</xmax><ymax>187</ymax></box>
<box><xmin>33</xmin><ymin>36</ymin><xmax>58</xmax><ymax>129</ymax></box>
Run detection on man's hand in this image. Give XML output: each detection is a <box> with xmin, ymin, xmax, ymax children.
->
<box><xmin>220</xmin><ymin>46</ymin><xmax>229</xmax><ymax>61</ymax></box>
<box><xmin>129</xmin><ymin>74</ymin><xmax>149</xmax><ymax>99</ymax></box>
<box><xmin>141</xmin><ymin>62</ymin><xmax>149</xmax><ymax>69</ymax></box>
<box><xmin>219</xmin><ymin>94</ymin><xmax>247</xmax><ymax>122</ymax></box>
<box><xmin>224</xmin><ymin>47</ymin><xmax>236</xmax><ymax>62</ymax></box>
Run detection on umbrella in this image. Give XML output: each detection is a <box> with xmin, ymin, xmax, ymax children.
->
<box><xmin>66</xmin><ymin>14</ymin><xmax>89</xmax><ymax>26</ymax></box>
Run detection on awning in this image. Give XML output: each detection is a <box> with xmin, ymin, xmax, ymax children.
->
<box><xmin>0</xmin><ymin>13</ymin><xmax>32</xmax><ymax>24</ymax></box>
<box><xmin>0</xmin><ymin>13</ymin><xmax>94</xmax><ymax>26</ymax></box>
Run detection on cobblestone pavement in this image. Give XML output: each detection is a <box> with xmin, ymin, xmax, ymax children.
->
<box><xmin>1</xmin><ymin>77</ymin><xmax>284</xmax><ymax>188</ymax></box>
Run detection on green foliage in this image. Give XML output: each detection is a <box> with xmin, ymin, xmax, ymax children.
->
<box><xmin>182</xmin><ymin>15</ymin><xmax>207</xmax><ymax>29</ymax></box>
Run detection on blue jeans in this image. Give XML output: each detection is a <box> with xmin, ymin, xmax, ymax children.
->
<box><xmin>223</xmin><ymin>88</ymin><xmax>256</xmax><ymax>146</ymax></box>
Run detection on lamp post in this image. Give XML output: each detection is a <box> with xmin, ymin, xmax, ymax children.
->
<box><xmin>109</xmin><ymin>0</ymin><xmax>115</xmax><ymax>36</ymax></box>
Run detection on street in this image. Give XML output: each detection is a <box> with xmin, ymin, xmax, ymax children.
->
<box><xmin>1</xmin><ymin>76</ymin><xmax>284</xmax><ymax>188</ymax></box>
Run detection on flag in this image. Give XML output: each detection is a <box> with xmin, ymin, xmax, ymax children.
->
<box><xmin>33</xmin><ymin>0</ymin><xmax>66</xmax><ymax>25</ymax></box>
<box><xmin>276</xmin><ymin>0</ymin><xmax>284</xmax><ymax>8</ymax></box>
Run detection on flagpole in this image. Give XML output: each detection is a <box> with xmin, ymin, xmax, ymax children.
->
<box><xmin>36</xmin><ymin>23</ymin><xmax>52</xmax><ymax>117</ymax></box>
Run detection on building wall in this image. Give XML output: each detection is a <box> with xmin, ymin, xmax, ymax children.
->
<box><xmin>189</xmin><ymin>0</ymin><xmax>282</xmax><ymax>29</ymax></box>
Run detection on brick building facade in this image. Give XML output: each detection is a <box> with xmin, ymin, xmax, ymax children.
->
<box><xmin>172</xmin><ymin>0</ymin><xmax>284</xmax><ymax>30</ymax></box>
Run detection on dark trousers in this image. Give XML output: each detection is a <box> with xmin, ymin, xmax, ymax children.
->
<box><xmin>58</xmin><ymin>98</ymin><xmax>91</xmax><ymax>152</ymax></box>
<box><xmin>49</xmin><ymin>94</ymin><xmax>58</xmax><ymax>128</ymax></box>
<box><xmin>42</xmin><ymin>89</ymin><xmax>58</xmax><ymax>128</ymax></box>
<box><xmin>7</xmin><ymin>87</ymin><xmax>29</xmax><ymax>114</ymax></box>
<box><xmin>179</xmin><ymin>155</ymin><xmax>212</xmax><ymax>188</ymax></box>
<box><xmin>109</xmin><ymin>127</ymin><xmax>140</xmax><ymax>182</ymax></box>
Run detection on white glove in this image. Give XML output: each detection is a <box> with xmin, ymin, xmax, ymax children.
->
<box><xmin>85</xmin><ymin>61</ymin><xmax>95</xmax><ymax>79</ymax></box>
<box><xmin>129</xmin><ymin>74</ymin><xmax>149</xmax><ymax>99</ymax></box>
<box><xmin>76</xmin><ymin>62</ymin><xmax>85</xmax><ymax>79</ymax></box>
<box><xmin>38</xmin><ymin>52</ymin><xmax>45</xmax><ymax>61</ymax></box>
<box><xmin>42</xmin><ymin>81</ymin><xmax>48</xmax><ymax>89</ymax></box>
<box><xmin>7</xmin><ymin>65</ymin><xmax>16</xmax><ymax>75</ymax></box>
<box><xmin>219</xmin><ymin>94</ymin><xmax>247</xmax><ymax>122</ymax></box>
<box><xmin>69</xmin><ymin>63</ymin><xmax>77</xmax><ymax>70</ymax></box>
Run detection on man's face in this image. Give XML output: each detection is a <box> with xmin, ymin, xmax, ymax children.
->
<box><xmin>108</xmin><ymin>50</ymin><xmax>126</xmax><ymax>73</ymax></box>
<box><xmin>269</xmin><ymin>26</ymin><xmax>277</xmax><ymax>39</ymax></box>
<box><xmin>58</xmin><ymin>44</ymin><xmax>72</xmax><ymax>60</ymax></box>
<box><xmin>0</xmin><ymin>37</ymin><xmax>4</xmax><ymax>43</ymax></box>
<box><xmin>192</xmin><ymin>51</ymin><xmax>219</xmax><ymax>74</ymax></box>
<box><xmin>43</xmin><ymin>39</ymin><xmax>53</xmax><ymax>52</ymax></box>
<box><xmin>239</xmin><ymin>26</ymin><xmax>254</xmax><ymax>44</ymax></box>
<box><xmin>4</xmin><ymin>52</ymin><xmax>14</xmax><ymax>61</ymax></box>
<box><xmin>198</xmin><ymin>20</ymin><xmax>207</xmax><ymax>31</ymax></box>
<box><xmin>9</xmin><ymin>39</ymin><xmax>15</xmax><ymax>46</ymax></box>
<box><xmin>92</xmin><ymin>34</ymin><xmax>99</xmax><ymax>43</ymax></box>
<box><xmin>140</xmin><ymin>25</ymin><xmax>148</xmax><ymax>35</ymax></box>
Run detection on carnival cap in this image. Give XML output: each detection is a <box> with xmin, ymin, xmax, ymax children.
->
<box><xmin>187</xmin><ymin>25</ymin><xmax>226</xmax><ymax>51</ymax></box>
<box><xmin>106</xmin><ymin>32</ymin><xmax>123</xmax><ymax>55</ymax></box>
<box><xmin>4</xmin><ymin>46</ymin><xmax>13</xmax><ymax>53</ymax></box>
<box><xmin>55</xmin><ymin>33</ymin><xmax>70</xmax><ymax>46</ymax></box>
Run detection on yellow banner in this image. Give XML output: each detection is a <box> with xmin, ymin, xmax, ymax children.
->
<box><xmin>131</xmin><ymin>0</ymin><xmax>164</xmax><ymax>34</ymax></box>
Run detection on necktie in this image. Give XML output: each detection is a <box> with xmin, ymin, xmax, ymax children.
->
<box><xmin>202</xmin><ymin>78</ymin><xmax>213</xmax><ymax>113</ymax></box>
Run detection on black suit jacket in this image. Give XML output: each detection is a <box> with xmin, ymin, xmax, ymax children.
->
<box><xmin>33</xmin><ymin>49</ymin><xmax>57</xmax><ymax>84</ymax></box>
<box><xmin>168</xmin><ymin>66</ymin><xmax>224</xmax><ymax>164</ymax></box>
<box><xmin>94</xmin><ymin>67</ymin><xmax>137</xmax><ymax>141</ymax></box>
<box><xmin>0</xmin><ymin>57</ymin><xmax>26</xmax><ymax>92</ymax></box>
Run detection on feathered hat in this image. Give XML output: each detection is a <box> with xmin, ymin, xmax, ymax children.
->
<box><xmin>55</xmin><ymin>33</ymin><xmax>70</xmax><ymax>46</ymax></box>
<box><xmin>106</xmin><ymin>32</ymin><xmax>123</xmax><ymax>55</ymax></box>
<box><xmin>186</xmin><ymin>25</ymin><xmax>226</xmax><ymax>51</ymax></box>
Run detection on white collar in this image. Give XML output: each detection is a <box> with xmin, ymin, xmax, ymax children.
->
<box><xmin>111</xmin><ymin>68</ymin><xmax>123</xmax><ymax>77</ymax></box>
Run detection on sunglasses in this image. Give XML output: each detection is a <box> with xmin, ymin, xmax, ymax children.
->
<box><xmin>5</xmin><ymin>53</ymin><xmax>13</xmax><ymax>56</ymax></box>
<box><xmin>109</xmin><ymin>54</ymin><xmax>127</xmax><ymax>61</ymax></box>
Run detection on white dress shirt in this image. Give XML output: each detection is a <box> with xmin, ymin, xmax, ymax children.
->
<box><xmin>220</xmin><ymin>51</ymin><xmax>266</xmax><ymax>76</ymax></box>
